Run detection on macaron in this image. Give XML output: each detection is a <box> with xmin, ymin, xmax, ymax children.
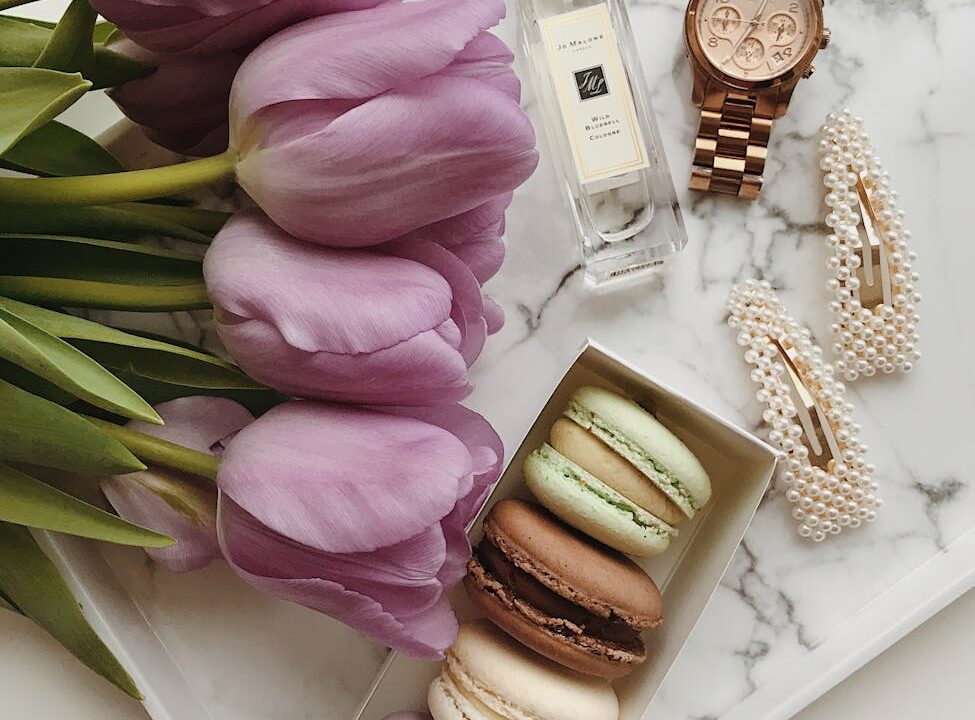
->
<box><xmin>524</xmin><ymin>386</ymin><xmax>711</xmax><ymax>556</ymax></box>
<box><xmin>464</xmin><ymin>499</ymin><xmax>662</xmax><ymax>679</ymax></box>
<box><xmin>428</xmin><ymin>620</ymin><xmax>619</xmax><ymax>720</ymax></box>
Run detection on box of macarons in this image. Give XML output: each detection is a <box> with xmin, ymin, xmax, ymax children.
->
<box><xmin>356</xmin><ymin>341</ymin><xmax>779</xmax><ymax>720</ymax></box>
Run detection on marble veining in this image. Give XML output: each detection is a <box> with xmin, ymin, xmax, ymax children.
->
<box><xmin>91</xmin><ymin>0</ymin><xmax>974</xmax><ymax>717</ymax></box>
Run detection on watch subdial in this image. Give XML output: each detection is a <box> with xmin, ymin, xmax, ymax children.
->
<box><xmin>734</xmin><ymin>37</ymin><xmax>765</xmax><ymax>70</ymax></box>
<box><xmin>708</xmin><ymin>6</ymin><xmax>741</xmax><ymax>38</ymax></box>
<box><xmin>767</xmin><ymin>13</ymin><xmax>798</xmax><ymax>45</ymax></box>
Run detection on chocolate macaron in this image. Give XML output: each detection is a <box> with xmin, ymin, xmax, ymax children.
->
<box><xmin>464</xmin><ymin>499</ymin><xmax>662</xmax><ymax>679</ymax></box>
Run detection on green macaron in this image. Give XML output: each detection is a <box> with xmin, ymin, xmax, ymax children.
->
<box><xmin>524</xmin><ymin>386</ymin><xmax>711</xmax><ymax>557</ymax></box>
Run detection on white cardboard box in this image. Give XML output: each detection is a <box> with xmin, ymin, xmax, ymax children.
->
<box><xmin>355</xmin><ymin>339</ymin><xmax>779</xmax><ymax>720</ymax></box>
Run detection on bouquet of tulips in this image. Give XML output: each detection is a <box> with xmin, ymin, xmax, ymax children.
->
<box><xmin>0</xmin><ymin>0</ymin><xmax>537</xmax><ymax>700</ymax></box>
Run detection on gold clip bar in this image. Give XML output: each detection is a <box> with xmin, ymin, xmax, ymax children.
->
<box><xmin>772</xmin><ymin>337</ymin><xmax>837</xmax><ymax>471</ymax></box>
<box><xmin>853</xmin><ymin>171</ymin><xmax>889</xmax><ymax>309</ymax></box>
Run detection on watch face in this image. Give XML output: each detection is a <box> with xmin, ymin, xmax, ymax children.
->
<box><xmin>695</xmin><ymin>0</ymin><xmax>819</xmax><ymax>82</ymax></box>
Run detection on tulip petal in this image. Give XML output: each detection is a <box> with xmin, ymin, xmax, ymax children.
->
<box><xmin>447</xmin><ymin>238</ymin><xmax>506</xmax><ymax>285</ymax></box>
<box><xmin>382</xmin><ymin>403</ymin><xmax>503</xmax><ymax>522</ymax></box>
<box><xmin>216</xmin><ymin>316</ymin><xmax>472</xmax><ymax>404</ymax></box>
<box><xmin>437</xmin><ymin>504</ymin><xmax>473</xmax><ymax>588</ymax></box>
<box><xmin>205</xmin><ymin>211</ymin><xmax>454</xmax><ymax>355</ymax></box>
<box><xmin>438</xmin><ymin>31</ymin><xmax>521</xmax><ymax>102</ymax></box>
<box><xmin>92</xmin><ymin>0</ymin><xmax>389</xmax><ymax>54</ymax></box>
<box><xmin>237</xmin><ymin>75</ymin><xmax>538</xmax><ymax>246</ymax></box>
<box><xmin>217</xmin><ymin>402</ymin><xmax>474</xmax><ymax>553</ymax></box>
<box><xmin>382</xmin><ymin>240</ymin><xmax>486</xmax><ymax>366</ymax></box>
<box><xmin>126</xmin><ymin>396</ymin><xmax>255</xmax><ymax>455</ymax></box>
<box><xmin>220</xmin><ymin>498</ymin><xmax>449</xmax><ymax>615</ymax></box>
<box><xmin>415</xmin><ymin>193</ymin><xmax>512</xmax><ymax>248</ymax></box>
<box><xmin>102</xmin><ymin>469</ymin><xmax>219</xmax><ymax>572</ymax></box>
<box><xmin>482</xmin><ymin>296</ymin><xmax>505</xmax><ymax>335</ymax></box>
<box><xmin>230</xmin><ymin>0</ymin><xmax>505</xmax><ymax>136</ymax></box>
<box><xmin>219</xmin><ymin>497</ymin><xmax>458</xmax><ymax>658</ymax></box>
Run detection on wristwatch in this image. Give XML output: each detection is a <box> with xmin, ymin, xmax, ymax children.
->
<box><xmin>684</xmin><ymin>0</ymin><xmax>829</xmax><ymax>199</ymax></box>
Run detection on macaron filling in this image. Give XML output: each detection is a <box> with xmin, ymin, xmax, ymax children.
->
<box><xmin>437</xmin><ymin>668</ymin><xmax>509</xmax><ymax>720</ymax></box>
<box><xmin>566</xmin><ymin>401</ymin><xmax>700</xmax><ymax>516</ymax></box>
<box><xmin>476</xmin><ymin>542</ymin><xmax>641</xmax><ymax>645</ymax></box>
<box><xmin>532</xmin><ymin>444</ymin><xmax>676</xmax><ymax>539</ymax></box>
<box><xmin>440</xmin><ymin>658</ymin><xmax>522</xmax><ymax>720</ymax></box>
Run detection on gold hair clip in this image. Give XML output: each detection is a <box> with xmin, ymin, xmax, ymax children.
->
<box><xmin>728</xmin><ymin>280</ymin><xmax>880</xmax><ymax>541</ymax></box>
<box><xmin>820</xmin><ymin>109</ymin><xmax>921</xmax><ymax>381</ymax></box>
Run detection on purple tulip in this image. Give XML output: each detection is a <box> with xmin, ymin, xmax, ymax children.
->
<box><xmin>216</xmin><ymin>400</ymin><xmax>503</xmax><ymax>658</ymax></box>
<box><xmin>204</xmin><ymin>210</ymin><xmax>500</xmax><ymax>404</ymax></box>
<box><xmin>101</xmin><ymin>397</ymin><xmax>254</xmax><ymax>572</ymax></box>
<box><xmin>229</xmin><ymin>0</ymin><xmax>538</xmax><ymax>247</ymax></box>
<box><xmin>90</xmin><ymin>0</ymin><xmax>388</xmax><ymax>54</ymax></box>
<box><xmin>106</xmin><ymin>39</ymin><xmax>241</xmax><ymax>156</ymax></box>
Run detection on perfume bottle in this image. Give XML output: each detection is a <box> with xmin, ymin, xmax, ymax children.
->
<box><xmin>519</xmin><ymin>0</ymin><xmax>688</xmax><ymax>286</ymax></box>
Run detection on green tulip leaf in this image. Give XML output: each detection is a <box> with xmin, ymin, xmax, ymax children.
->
<box><xmin>116</xmin><ymin>202</ymin><xmax>230</xmax><ymax>236</ymax></box>
<box><xmin>0</xmin><ymin>378</ymin><xmax>145</xmax><ymax>475</ymax></box>
<box><xmin>0</xmin><ymin>306</ymin><xmax>161</xmax><ymax>423</ymax></box>
<box><xmin>32</xmin><ymin>0</ymin><xmax>97</xmax><ymax>76</ymax></box>
<box><xmin>0</xmin><ymin>16</ymin><xmax>52</xmax><ymax>67</ymax></box>
<box><xmin>0</xmin><ymin>298</ymin><xmax>277</xmax><ymax>412</ymax></box>
<box><xmin>0</xmin><ymin>203</ymin><xmax>215</xmax><ymax>242</ymax></box>
<box><xmin>0</xmin><ymin>120</ymin><xmax>123</xmax><ymax>176</ymax></box>
<box><xmin>0</xmin><ymin>277</ymin><xmax>209</xmax><ymax>311</ymax></box>
<box><xmin>0</xmin><ymin>463</ymin><xmax>173</xmax><ymax>547</ymax></box>
<box><xmin>106</xmin><ymin>370</ymin><xmax>284</xmax><ymax>416</ymax></box>
<box><xmin>0</xmin><ymin>68</ymin><xmax>90</xmax><ymax>154</ymax></box>
<box><xmin>0</xmin><ymin>522</ymin><xmax>142</xmax><ymax>698</ymax></box>
<box><xmin>0</xmin><ymin>234</ymin><xmax>209</xmax><ymax>310</ymax></box>
<box><xmin>0</xmin><ymin>17</ymin><xmax>150</xmax><ymax>88</ymax></box>
<box><xmin>0</xmin><ymin>356</ymin><xmax>76</xmax><ymax>405</ymax></box>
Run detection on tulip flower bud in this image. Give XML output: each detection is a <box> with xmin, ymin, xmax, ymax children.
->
<box><xmin>106</xmin><ymin>39</ymin><xmax>242</xmax><ymax>156</ymax></box>
<box><xmin>216</xmin><ymin>400</ymin><xmax>503</xmax><ymax>658</ymax></box>
<box><xmin>101</xmin><ymin>397</ymin><xmax>254</xmax><ymax>572</ymax></box>
<box><xmin>229</xmin><ymin>0</ymin><xmax>538</xmax><ymax>247</ymax></box>
<box><xmin>204</xmin><ymin>210</ymin><xmax>495</xmax><ymax>404</ymax></box>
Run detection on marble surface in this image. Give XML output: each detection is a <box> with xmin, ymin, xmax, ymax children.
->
<box><xmin>5</xmin><ymin>0</ymin><xmax>975</xmax><ymax>718</ymax></box>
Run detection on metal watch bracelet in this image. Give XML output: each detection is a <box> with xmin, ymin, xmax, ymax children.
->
<box><xmin>689</xmin><ymin>92</ymin><xmax>772</xmax><ymax>200</ymax></box>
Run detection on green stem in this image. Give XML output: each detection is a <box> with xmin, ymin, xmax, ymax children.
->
<box><xmin>0</xmin><ymin>277</ymin><xmax>210</xmax><ymax>311</ymax></box>
<box><xmin>0</xmin><ymin>151</ymin><xmax>236</xmax><ymax>206</ymax></box>
<box><xmin>85</xmin><ymin>416</ymin><xmax>220</xmax><ymax>483</ymax></box>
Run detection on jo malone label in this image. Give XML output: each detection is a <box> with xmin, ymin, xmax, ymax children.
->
<box><xmin>540</xmin><ymin>4</ymin><xmax>649</xmax><ymax>185</ymax></box>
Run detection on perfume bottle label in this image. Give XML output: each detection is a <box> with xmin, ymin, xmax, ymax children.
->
<box><xmin>540</xmin><ymin>4</ymin><xmax>650</xmax><ymax>185</ymax></box>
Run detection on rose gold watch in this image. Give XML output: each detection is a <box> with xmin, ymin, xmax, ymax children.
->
<box><xmin>684</xmin><ymin>0</ymin><xmax>829</xmax><ymax>199</ymax></box>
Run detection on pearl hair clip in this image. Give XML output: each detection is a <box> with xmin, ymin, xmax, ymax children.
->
<box><xmin>728</xmin><ymin>280</ymin><xmax>880</xmax><ymax>542</ymax></box>
<box><xmin>819</xmin><ymin>110</ymin><xmax>921</xmax><ymax>381</ymax></box>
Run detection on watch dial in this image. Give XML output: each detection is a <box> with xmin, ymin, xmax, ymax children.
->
<box><xmin>696</xmin><ymin>0</ymin><xmax>818</xmax><ymax>82</ymax></box>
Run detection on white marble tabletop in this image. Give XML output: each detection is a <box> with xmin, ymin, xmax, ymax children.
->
<box><xmin>3</xmin><ymin>0</ymin><xmax>975</xmax><ymax>718</ymax></box>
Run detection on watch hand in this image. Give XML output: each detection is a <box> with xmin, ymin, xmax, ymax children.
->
<box><xmin>721</xmin><ymin>0</ymin><xmax>771</xmax><ymax>66</ymax></box>
<box><xmin>709</xmin><ymin>15</ymin><xmax>763</xmax><ymax>26</ymax></box>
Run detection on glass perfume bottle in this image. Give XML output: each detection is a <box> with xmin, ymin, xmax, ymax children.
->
<box><xmin>519</xmin><ymin>0</ymin><xmax>688</xmax><ymax>287</ymax></box>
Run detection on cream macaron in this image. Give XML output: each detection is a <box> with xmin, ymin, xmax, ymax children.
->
<box><xmin>428</xmin><ymin>620</ymin><xmax>619</xmax><ymax>720</ymax></box>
